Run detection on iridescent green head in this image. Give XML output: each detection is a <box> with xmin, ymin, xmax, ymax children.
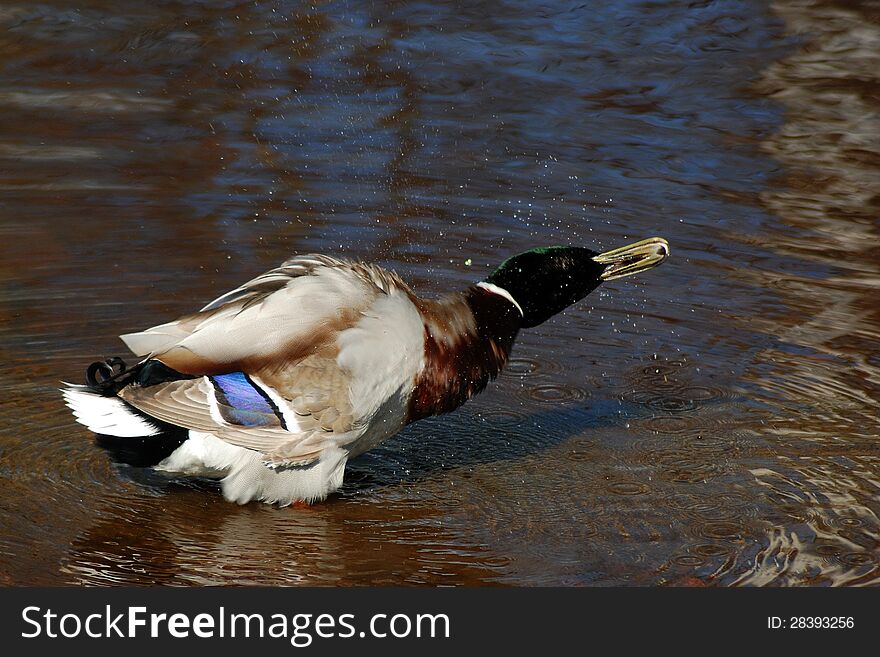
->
<box><xmin>485</xmin><ymin>237</ymin><xmax>670</xmax><ymax>328</ymax></box>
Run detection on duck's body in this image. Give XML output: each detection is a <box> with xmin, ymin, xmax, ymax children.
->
<box><xmin>63</xmin><ymin>239</ymin><xmax>669</xmax><ymax>505</ymax></box>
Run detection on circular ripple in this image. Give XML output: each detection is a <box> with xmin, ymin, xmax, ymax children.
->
<box><xmin>608</xmin><ymin>481</ymin><xmax>649</xmax><ymax>496</ymax></box>
<box><xmin>690</xmin><ymin>543</ymin><xmax>732</xmax><ymax>558</ymax></box>
<box><xmin>472</xmin><ymin>555</ymin><xmax>514</xmax><ymax>570</ymax></box>
<box><xmin>663</xmin><ymin>461</ymin><xmax>723</xmax><ymax>484</ymax></box>
<box><xmin>625</xmin><ymin>389</ymin><xmax>657</xmax><ymax>405</ymax></box>
<box><xmin>683</xmin><ymin>496</ymin><xmax>754</xmax><ymax>522</ymax></box>
<box><xmin>680</xmin><ymin>385</ymin><xmax>725</xmax><ymax>403</ymax></box>
<box><xmin>478</xmin><ymin>409</ymin><xmax>527</xmax><ymax>427</ymax></box>
<box><xmin>698</xmin><ymin>521</ymin><xmax>744</xmax><ymax>541</ymax></box>
<box><xmin>777</xmin><ymin>503</ymin><xmax>816</xmax><ymax>522</ymax></box>
<box><xmin>505</xmin><ymin>357</ymin><xmax>541</xmax><ymax>377</ymax></box>
<box><xmin>673</xmin><ymin>554</ymin><xmax>704</xmax><ymax>566</ymax></box>
<box><xmin>624</xmin><ymin>379</ymin><xmax>729</xmax><ymax>413</ymax></box>
<box><xmin>837</xmin><ymin>517</ymin><xmax>864</xmax><ymax>528</ymax></box>
<box><xmin>523</xmin><ymin>383</ymin><xmax>587</xmax><ymax>404</ymax></box>
<box><xmin>503</xmin><ymin>357</ymin><xmax>561</xmax><ymax>378</ymax></box>
<box><xmin>643</xmin><ymin>415</ymin><xmax>696</xmax><ymax>434</ymax></box>
<box><xmin>648</xmin><ymin>397</ymin><xmax>698</xmax><ymax>413</ymax></box>
<box><xmin>666</xmin><ymin>493</ymin><xmax>704</xmax><ymax>510</ymax></box>
<box><xmin>622</xmin><ymin>390</ymin><xmax>698</xmax><ymax>413</ymax></box>
<box><xmin>566</xmin><ymin>443</ymin><xmax>597</xmax><ymax>462</ymax></box>
<box><xmin>685</xmin><ymin>503</ymin><xmax>739</xmax><ymax>521</ymax></box>
<box><xmin>640</xmin><ymin>363</ymin><xmax>683</xmax><ymax>379</ymax></box>
<box><xmin>680</xmin><ymin>434</ymin><xmax>731</xmax><ymax>451</ymax></box>
<box><xmin>815</xmin><ymin>544</ymin><xmax>842</xmax><ymax>558</ymax></box>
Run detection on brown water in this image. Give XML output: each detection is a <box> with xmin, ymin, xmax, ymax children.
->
<box><xmin>0</xmin><ymin>0</ymin><xmax>878</xmax><ymax>586</ymax></box>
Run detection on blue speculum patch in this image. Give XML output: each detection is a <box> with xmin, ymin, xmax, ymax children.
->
<box><xmin>210</xmin><ymin>372</ymin><xmax>277</xmax><ymax>426</ymax></box>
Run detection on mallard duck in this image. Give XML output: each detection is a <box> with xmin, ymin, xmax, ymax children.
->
<box><xmin>62</xmin><ymin>237</ymin><xmax>669</xmax><ymax>506</ymax></box>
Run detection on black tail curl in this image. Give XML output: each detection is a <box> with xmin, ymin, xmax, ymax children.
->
<box><xmin>83</xmin><ymin>358</ymin><xmax>194</xmax><ymax>467</ymax></box>
<box><xmin>85</xmin><ymin>357</ymin><xmax>193</xmax><ymax>395</ymax></box>
<box><xmin>85</xmin><ymin>357</ymin><xmax>137</xmax><ymax>395</ymax></box>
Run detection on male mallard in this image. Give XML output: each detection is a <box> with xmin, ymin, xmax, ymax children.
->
<box><xmin>63</xmin><ymin>237</ymin><xmax>669</xmax><ymax>506</ymax></box>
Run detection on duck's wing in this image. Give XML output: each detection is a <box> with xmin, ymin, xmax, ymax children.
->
<box><xmin>119</xmin><ymin>353</ymin><xmax>358</xmax><ymax>466</ymax></box>
<box><xmin>119</xmin><ymin>255</ymin><xmax>380</xmax><ymax>375</ymax></box>
<box><xmin>116</xmin><ymin>255</ymin><xmax>426</xmax><ymax>466</ymax></box>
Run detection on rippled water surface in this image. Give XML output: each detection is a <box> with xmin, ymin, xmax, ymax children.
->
<box><xmin>1</xmin><ymin>0</ymin><xmax>878</xmax><ymax>586</ymax></box>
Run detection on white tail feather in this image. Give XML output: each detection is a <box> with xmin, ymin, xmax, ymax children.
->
<box><xmin>61</xmin><ymin>385</ymin><xmax>161</xmax><ymax>437</ymax></box>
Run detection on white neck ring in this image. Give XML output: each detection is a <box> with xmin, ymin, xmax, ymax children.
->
<box><xmin>476</xmin><ymin>281</ymin><xmax>524</xmax><ymax>317</ymax></box>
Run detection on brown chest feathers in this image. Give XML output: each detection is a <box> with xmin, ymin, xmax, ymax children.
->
<box><xmin>407</xmin><ymin>286</ymin><xmax>522</xmax><ymax>422</ymax></box>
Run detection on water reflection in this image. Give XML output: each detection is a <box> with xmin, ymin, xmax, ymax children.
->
<box><xmin>726</xmin><ymin>0</ymin><xmax>880</xmax><ymax>586</ymax></box>
<box><xmin>0</xmin><ymin>0</ymin><xmax>877</xmax><ymax>585</ymax></box>
<box><xmin>62</xmin><ymin>476</ymin><xmax>511</xmax><ymax>586</ymax></box>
